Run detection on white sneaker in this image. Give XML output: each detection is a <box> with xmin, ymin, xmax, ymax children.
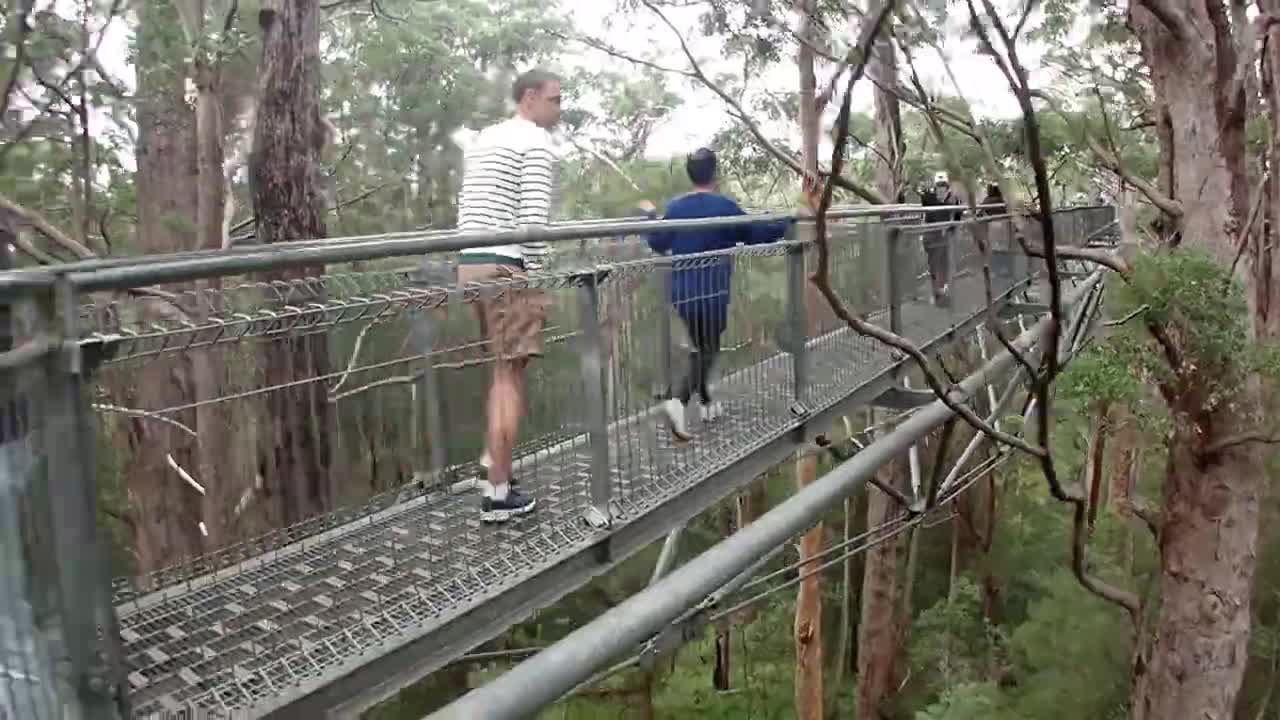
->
<box><xmin>661</xmin><ymin>398</ymin><xmax>692</xmax><ymax>441</ymax></box>
<box><xmin>700</xmin><ymin>400</ymin><xmax>724</xmax><ymax>422</ymax></box>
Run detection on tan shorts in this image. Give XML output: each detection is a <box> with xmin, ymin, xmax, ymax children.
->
<box><xmin>457</xmin><ymin>261</ymin><xmax>549</xmax><ymax>360</ymax></box>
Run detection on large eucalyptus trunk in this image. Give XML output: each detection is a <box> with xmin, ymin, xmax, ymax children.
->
<box><xmin>251</xmin><ymin>0</ymin><xmax>333</xmax><ymax>527</ymax></box>
<box><xmin>1129</xmin><ymin>3</ymin><xmax>1267</xmax><ymax>716</ymax></box>
<box><xmin>855</xmin><ymin>27</ymin><xmax>908</xmax><ymax>720</ymax></box>
<box><xmin>130</xmin><ymin>2</ymin><xmax>204</xmax><ymax>574</ymax></box>
<box><xmin>793</xmin><ymin>2</ymin><xmax>823</xmax><ymax>717</ymax></box>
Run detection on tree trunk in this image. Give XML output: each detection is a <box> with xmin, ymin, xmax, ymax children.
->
<box><xmin>1085</xmin><ymin>402</ymin><xmax>1110</xmax><ymax>530</ymax></box>
<box><xmin>251</xmin><ymin>0</ymin><xmax>333</xmax><ymax>527</ymax></box>
<box><xmin>1260</xmin><ymin>0</ymin><xmax>1280</xmax><ymax>339</ymax></box>
<box><xmin>1130</xmin><ymin>3</ymin><xmax>1266</xmax><ymax>717</ymax></box>
<box><xmin>130</xmin><ymin>2</ymin><xmax>204</xmax><ymax>574</ymax></box>
<box><xmin>714</xmin><ymin>502</ymin><xmax>735</xmax><ymax>690</ymax></box>
<box><xmin>793</xmin><ymin>1</ymin><xmax>824</xmax><ymax>716</ymax></box>
<box><xmin>853</xmin><ymin>25</ymin><xmax>908</xmax><ymax>720</ymax></box>
<box><xmin>857</xmin><ymin>454</ymin><xmax>906</xmax><ymax>720</ymax></box>
<box><xmin>189</xmin><ymin>44</ymin><xmax>248</xmax><ymax>548</ymax></box>
<box><xmin>870</xmin><ymin>30</ymin><xmax>905</xmax><ymax>199</ymax></box>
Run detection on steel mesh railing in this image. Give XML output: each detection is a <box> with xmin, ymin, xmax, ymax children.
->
<box><xmin>0</xmin><ymin>204</ymin><xmax>1116</xmax><ymax>719</ymax></box>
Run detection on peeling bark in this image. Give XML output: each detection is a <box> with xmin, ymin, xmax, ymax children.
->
<box><xmin>130</xmin><ymin>3</ymin><xmax>204</xmax><ymax>574</ymax></box>
<box><xmin>251</xmin><ymin>0</ymin><xmax>333</xmax><ymax>527</ymax></box>
<box><xmin>1129</xmin><ymin>1</ymin><xmax>1268</xmax><ymax>715</ymax></box>
<box><xmin>856</xmin><ymin>454</ymin><xmax>906</xmax><ymax>720</ymax></box>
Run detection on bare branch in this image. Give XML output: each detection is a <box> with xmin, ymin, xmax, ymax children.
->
<box><xmin>811</xmin><ymin>0</ymin><xmax>1049</xmax><ymax>461</ymax></box>
<box><xmin>1105</xmin><ymin>304</ymin><xmax>1150</xmax><ymax>327</ymax></box>
<box><xmin>329</xmin><ymin>372</ymin><xmax>416</xmax><ymax>403</ymax></box>
<box><xmin>0</xmin><ymin>191</ymin><xmax>96</xmax><ymax>259</ymax></box>
<box><xmin>639</xmin><ymin>0</ymin><xmax>889</xmax><ymax>204</ymax></box>
<box><xmin>1030</xmin><ymin>91</ymin><xmax>1182</xmax><ymax>220</ymax></box>
<box><xmin>563</xmin><ymin>135</ymin><xmax>643</xmax><ymax>191</ymax></box>
<box><xmin>1229</xmin><ymin>132</ymin><xmax>1273</xmax><ymax>278</ymax></box>
<box><xmin>0</xmin><ymin>0</ymin><xmax>34</xmax><ymax>118</ymax></box>
<box><xmin>93</xmin><ymin>403</ymin><xmax>198</xmax><ymax>437</ymax></box>
<box><xmin>328</xmin><ymin>321</ymin><xmax>379</xmax><ymax>395</ymax></box>
<box><xmin>1202</xmin><ymin>431</ymin><xmax>1280</xmax><ymax>456</ymax></box>
<box><xmin>1021</xmin><ymin>241</ymin><xmax>1131</xmax><ymax>276</ymax></box>
<box><xmin>1012</xmin><ymin>0</ymin><xmax>1037</xmax><ymax>40</ymax></box>
<box><xmin>1071</xmin><ymin>497</ymin><xmax>1142</xmax><ymax>622</ymax></box>
<box><xmin>1133</xmin><ymin>0</ymin><xmax>1190</xmax><ymax>40</ymax></box>
<box><xmin>556</xmin><ymin>30</ymin><xmax>695</xmax><ymax>78</ymax></box>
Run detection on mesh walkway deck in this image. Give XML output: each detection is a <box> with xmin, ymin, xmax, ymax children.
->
<box><xmin>113</xmin><ymin>271</ymin><xmax>1010</xmax><ymax>718</ymax></box>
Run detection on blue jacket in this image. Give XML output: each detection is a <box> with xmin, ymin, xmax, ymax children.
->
<box><xmin>642</xmin><ymin>192</ymin><xmax>791</xmax><ymax>322</ymax></box>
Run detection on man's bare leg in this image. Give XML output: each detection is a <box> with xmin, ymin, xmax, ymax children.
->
<box><xmin>485</xmin><ymin>357</ymin><xmax>527</xmax><ymax>490</ymax></box>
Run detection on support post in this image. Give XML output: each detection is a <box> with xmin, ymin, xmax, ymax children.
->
<box><xmin>882</xmin><ymin>226</ymin><xmax>902</xmax><ymax>336</ymax></box>
<box><xmin>658</xmin><ymin>263</ymin><xmax>673</xmax><ymax>399</ymax></box>
<box><xmin>409</xmin><ymin>310</ymin><xmax>448</xmax><ymax>485</ymax></box>
<box><xmin>42</xmin><ymin>280</ymin><xmax>126</xmax><ymax>719</ymax></box>
<box><xmin>786</xmin><ymin>242</ymin><xmax>809</xmax><ymax>414</ymax></box>
<box><xmin>649</xmin><ymin>528</ymin><xmax>683</xmax><ymax>586</ymax></box>
<box><xmin>0</xmin><ymin>233</ymin><xmax>61</xmax><ymax>720</ymax></box>
<box><xmin>576</xmin><ymin>270</ymin><xmax>612</xmax><ymax>530</ymax></box>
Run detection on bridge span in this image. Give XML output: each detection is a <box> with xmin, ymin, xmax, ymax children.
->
<box><xmin>0</xmin><ymin>204</ymin><xmax>1115</xmax><ymax>719</ymax></box>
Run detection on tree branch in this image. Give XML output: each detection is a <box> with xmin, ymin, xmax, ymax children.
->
<box><xmin>1202</xmin><ymin>431</ymin><xmax>1280</xmax><ymax>456</ymax></box>
<box><xmin>1134</xmin><ymin>0</ymin><xmax>1190</xmax><ymax>40</ymax></box>
<box><xmin>0</xmin><ymin>191</ymin><xmax>96</xmax><ymax>259</ymax></box>
<box><xmin>93</xmin><ymin>403</ymin><xmax>198</xmax><ymax>437</ymax></box>
<box><xmin>810</xmin><ymin>0</ymin><xmax>1048</xmax><ymax>462</ymax></box>
<box><xmin>1021</xmin><ymin>241</ymin><xmax>1131</xmax><ymax>276</ymax></box>
<box><xmin>0</xmin><ymin>0</ymin><xmax>34</xmax><ymax>119</ymax></box>
<box><xmin>1072</xmin><ymin>497</ymin><xmax>1142</xmax><ymax>622</ymax></box>
<box><xmin>1030</xmin><ymin>89</ymin><xmax>1184</xmax><ymax>219</ymax></box>
<box><xmin>639</xmin><ymin>0</ymin><xmax>889</xmax><ymax>204</ymax></box>
<box><xmin>558</xmin><ymin>30</ymin><xmax>696</xmax><ymax>78</ymax></box>
<box><xmin>1105</xmin><ymin>304</ymin><xmax>1150</xmax><ymax>327</ymax></box>
<box><xmin>901</xmin><ymin>29</ymin><xmax>1038</xmax><ymax>381</ymax></box>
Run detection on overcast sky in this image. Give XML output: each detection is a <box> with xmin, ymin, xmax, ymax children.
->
<box><xmin>556</xmin><ymin>0</ymin><xmax>1063</xmax><ymax>160</ymax></box>
<box><xmin>90</xmin><ymin>0</ymin><xmax>1072</xmax><ymax>166</ymax></box>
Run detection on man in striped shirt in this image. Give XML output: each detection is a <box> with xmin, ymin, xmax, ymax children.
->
<box><xmin>455</xmin><ymin>68</ymin><xmax>562</xmax><ymax>522</ymax></box>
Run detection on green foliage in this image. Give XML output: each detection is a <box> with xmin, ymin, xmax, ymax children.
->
<box><xmin>909</xmin><ymin>578</ymin><xmax>999</xmax><ymax>695</ymax></box>
<box><xmin>1002</xmin><ymin>570</ymin><xmax>1132</xmax><ymax>718</ymax></box>
<box><xmin>1060</xmin><ymin>249</ymin><xmax>1280</xmax><ymax>425</ymax></box>
<box><xmin>914</xmin><ymin>682</ymin><xmax>1005</xmax><ymax>720</ymax></box>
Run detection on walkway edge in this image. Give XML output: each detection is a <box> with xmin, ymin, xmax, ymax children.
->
<box><xmin>426</xmin><ymin>269</ymin><xmax>1106</xmax><ymax>720</ymax></box>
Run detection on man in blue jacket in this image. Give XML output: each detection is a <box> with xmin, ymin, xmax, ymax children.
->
<box><xmin>637</xmin><ymin>147</ymin><xmax>795</xmax><ymax>441</ymax></box>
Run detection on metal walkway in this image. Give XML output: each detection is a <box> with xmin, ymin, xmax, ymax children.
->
<box><xmin>0</xmin><ymin>205</ymin><xmax>1116</xmax><ymax>720</ymax></box>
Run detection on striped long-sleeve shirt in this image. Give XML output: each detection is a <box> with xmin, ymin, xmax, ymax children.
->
<box><xmin>456</xmin><ymin>117</ymin><xmax>559</xmax><ymax>270</ymax></box>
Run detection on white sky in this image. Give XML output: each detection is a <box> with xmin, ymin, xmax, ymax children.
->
<box><xmin>557</xmin><ymin>0</ymin><xmax>1065</xmax><ymax>160</ymax></box>
<box><xmin>87</xmin><ymin>0</ymin><xmax>1076</xmax><ymax>167</ymax></box>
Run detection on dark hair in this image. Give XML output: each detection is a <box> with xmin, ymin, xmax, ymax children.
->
<box><xmin>686</xmin><ymin>147</ymin><xmax>717</xmax><ymax>186</ymax></box>
<box><xmin>512</xmin><ymin>68</ymin><xmax>559</xmax><ymax>104</ymax></box>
